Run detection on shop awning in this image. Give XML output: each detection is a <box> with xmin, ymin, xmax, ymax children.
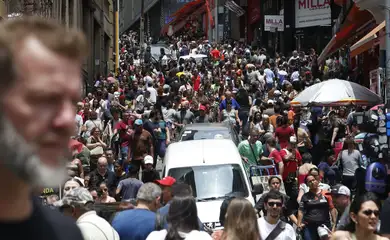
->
<box><xmin>161</xmin><ymin>0</ymin><xmax>214</xmax><ymax>36</ymax></box>
<box><xmin>350</xmin><ymin>21</ymin><xmax>385</xmax><ymax>58</ymax></box>
<box><xmin>317</xmin><ymin>4</ymin><xmax>374</xmax><ymax>64</ymax></box>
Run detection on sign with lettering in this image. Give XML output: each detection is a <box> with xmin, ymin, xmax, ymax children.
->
<box><xmin>264</xmin><ymin>15</ymin><xmax>284</xmax><ymax>32</ymax></box>
<box><xmin>295</xmin><ymin>0</ymin><xmax>331</xmax><ymax>28</ymax></box>
<box><xmin>250</xmin><ymin>175</ymin><xmax>286</xmax><ymax>195</ymax></box>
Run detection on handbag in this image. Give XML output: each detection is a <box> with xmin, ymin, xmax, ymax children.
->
<box><xmin>90</xmin><ymin>146</ymin><xmax>103</xmax><ymax>156</ymax></box>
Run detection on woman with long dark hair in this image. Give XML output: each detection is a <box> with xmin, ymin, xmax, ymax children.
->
<box><xmin>146</xmin><ymin>195</ymin><xmax>211</xmax><ymax>240</ymax></box>
<box><xmin>331</xmin><ymin>192</ymin><xmax>386</xmax><ymax>240</ymax></box>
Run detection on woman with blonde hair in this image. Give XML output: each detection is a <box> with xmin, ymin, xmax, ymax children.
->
<box><xmin>222</xmin><ymin>198</ymin><xmax>260</xmax><ymax>240</ymax></box>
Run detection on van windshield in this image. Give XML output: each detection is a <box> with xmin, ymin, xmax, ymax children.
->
<box><xmin>167</xmin><ymin>164</ymin><xmax>249</xmax><ymax>201</ymax></box>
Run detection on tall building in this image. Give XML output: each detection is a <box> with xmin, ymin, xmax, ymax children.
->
<box><xmin>5</xmin><ymin>0</ymin><xmax>114</xmax><ymax>90</ymax></box>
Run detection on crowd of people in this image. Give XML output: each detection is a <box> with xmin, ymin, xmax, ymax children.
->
<box><xmin>46</xmin><ymin>27</ymin><xmax>390</xmax><ymax>240</ymax></box>
<box><xmin>0</xmin><ymin>15</ymin><xmax>387</xmax><ymax>240</ymax></box>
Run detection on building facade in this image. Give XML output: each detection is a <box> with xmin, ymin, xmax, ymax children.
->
<box><xmin>5</xmin><ymin>0</ymin><xmax>114</xmax><ymax>89</ymax></box>
<box><xmin>119</xmin><ymin>0</ymin><xmax>162</xmax><ymax>38</ymax></box>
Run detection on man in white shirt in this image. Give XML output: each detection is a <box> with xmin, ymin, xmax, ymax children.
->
<box><xmin>56</xmin><ymin>187</ymin><xmax>119</xmax><ymax>240</ymax></box>
<box><xmin>258</xmin><ymin>190</ymin><xmax>295</xmax><ymax>240</ymax></box>
<box><xmin>146</xmin><ymin>82</ymin><xmax>157</xmax><ymax>104</ymax></box>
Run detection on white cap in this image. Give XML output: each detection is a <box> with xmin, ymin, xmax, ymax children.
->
<box><xmin>267</xmin><ymin>100</ymin><xmax>275</xmax><ymax>105</ymax></box>
<box><xmin>144</xmin><ymin>155</ymin><xmax>153</xmax><ymax>165</ymax></box>
<box><xmin>274</xmin><ymin>90</ymin><xmax>281</xmax><ymax>95</ymax></box>
<box><xmin>330</xmin><ymin>184</ymin><xmax>351</xmax><ymax>197</ymax></box>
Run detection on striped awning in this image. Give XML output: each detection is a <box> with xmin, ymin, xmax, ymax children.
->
<box><xmin>225</xmin><ymin>0</ymin><xmax>245</xmax><ymax>17</ymax></box>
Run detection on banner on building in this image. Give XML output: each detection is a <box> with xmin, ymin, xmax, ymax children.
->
<box><xmin>225</xmin><ymin>0</ymin><xmax>245</xmax><ymax>17</ymax></box>
<box><xmin>295</xmin><ymin>0</ymin><xmax>331</xmax><ymax>28</ymax></box>
<box><xmin>264</xmin><ymin>15</ymin><xmax>284</xmax><ymax>32</ymax></box>
<box><xmin>247</xmin><ymin>0</ymin><xmax>261</xmax><ymax>24</ymax></box>
<box><xmin>223</xmin><ymin>5</ymin><xmax>231</xmax><ymax>40</ymax></box>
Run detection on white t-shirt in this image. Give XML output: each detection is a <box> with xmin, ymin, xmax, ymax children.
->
<box><xmin>147</xmin><ymin>87</ymin><xmax>157</xmax><ymax>104</ymax></box>
<box><xmin>147</xmin><ymin>229</ymin><xmax>211</xmax><ymax>240</ymax></box>
<box><xmin>75</xmin><ymin>114</ymin><xmax>83</xmax><ymax>136</ymax></box>
<box><xmin>257</xmin><ymin>218</ymin><xmax>296</xmax><ymax>240</ymax></box>
<box><xmin>77</xmin><ymin>211</ymin><xmax>120</xmax><ymax>240</ymax></box>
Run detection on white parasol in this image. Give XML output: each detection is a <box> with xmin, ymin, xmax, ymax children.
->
<box><xmin>290</xmin><ymin>79</ymin><xmax>381</xmax><ymax>106</ymax></box>
<box><xmin>179</xmin><ymin>54</ymin><xmax>207</xmax><ymax>62</ymax></box>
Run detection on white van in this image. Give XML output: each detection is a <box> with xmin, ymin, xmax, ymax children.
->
<box><xmin>163</xmin><ymin>139</ymin><xmax>257</xmax><ymax>230</ymax></box>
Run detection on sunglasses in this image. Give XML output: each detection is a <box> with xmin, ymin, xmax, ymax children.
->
<box><xmin>362</xmin><ymin>209</ymin><xmax>380</xmax><ymax>217</ymax></box>
<box><xmin>267</xmin><ymin>202</ymin><xmax>283</xmax><ymax>207</ymax></box>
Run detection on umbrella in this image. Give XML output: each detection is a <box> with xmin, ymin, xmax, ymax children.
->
<box><xmin>370</xmin><ymin>104</ymin><xmax>384</xmax><ymax>111</ymax></box>
<box><xmin>179</xmin><ymin>54</ymin><xmax>207</xmax><ymax>61</ymax></box>
<box><xmin>291</xmin><ymin>79</ymin><xmax>381</xmax><ymax>106</ymax></box>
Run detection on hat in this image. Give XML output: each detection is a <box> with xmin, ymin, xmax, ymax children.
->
<box><xmin>54</xmin><ymin>187</ymin><xmax>93</xmax><ymax>207</ymax></box>
<box><xmin>144</xmin><ymin>155</ymin><xmax>153</xmax><ymax>165</ymax></box>
<box><xmin>274</xmin><ymin>90</ymin><xmax>281</xmax><ymax>95</ymax></box>
<box><xmin>156</xmin><ymin>176</ymin><xmax>176</xmax><ymax>187</ymax></box>
<box><xmin>134</xmin><ymin>119</ymin><xmax>143</xmax><ymax>125</ymax></box>
<box><xmin>267</xmin><ymin>100</ymin><xmax>275</xmax><ymax>105</ymax></box>
<box><xmin>289</xmin><ymin>136</ymin><xmax>297</xmax><ymax>143</ymax></box>
<box><xmin>199</xmin><ymin>105</ymin><xmax>206</xmax><ymax>111</ymax></box>
<box><xmin>328</xmin><ymin>184</ymin><xmax>351</xmax><ymax>196</ymax></box>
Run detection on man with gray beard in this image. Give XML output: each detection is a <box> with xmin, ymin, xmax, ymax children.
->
<box><xmin>0</xmin><ymin>17</ymin><xmax>87</xmax><ymax>239</ymax></box>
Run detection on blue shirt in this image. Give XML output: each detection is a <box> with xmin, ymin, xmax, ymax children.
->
<box><xmin>219</xmin><ymin>98</ymin><xmax>240</xmax><ymax>111</ymax></box>
<box><xmin>112</xmin><ymin>208</ymin><xmax>156</xmax><ymax>240</ymax></box>
<box><xmin>264</xmin><ymin>68</ymin><xmax>275</xmax><ymax>83</ymax></box>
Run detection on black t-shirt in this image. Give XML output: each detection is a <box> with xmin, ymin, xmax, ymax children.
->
<box><xmin>299</xmin><ymin>190</ymin><xmax>333</xmax><ymax>226</ymax></box>
<box><xmin>0</xmin><ymin>198</ymin><xmax>83</xmax><ymax>240</ymax></box>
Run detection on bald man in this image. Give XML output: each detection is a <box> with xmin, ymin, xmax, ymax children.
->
<box><xmin>88</xmin><ymin>157</ymin><xmax>115</xmax><ymax>192</ymax></box>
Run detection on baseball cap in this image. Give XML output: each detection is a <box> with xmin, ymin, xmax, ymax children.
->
<box><xmin>54</xmin><ymin>187</ymin><xmax>93</xmax><ymax>207</ymax></box>
<box><xmin>267</xmin><ymin>100</ymin><xmax>275</xmax><ymax>105</ymax></box>
<box><xmin>156</xmin><ymin>176</ymin><xmax>176</xmax><ymax>187</ymax></box>
<box><xmin>144</xmin><ymin>155</ymin><xmax>153</xmax><ymax>165</ymax></box>
<box><xmin>328</xmin><ymin>184</ymin><xmax>351</xmax><ymax>196</ymax></box>
<box><xmin>134</xmin><ymin>119</ymin><xmax>143</xmax><ymax>125</ymax></box>
<box><xmin>199</xmin><ymin>105</ymin><xmax>206</xmax><ymax>111</ymax></box>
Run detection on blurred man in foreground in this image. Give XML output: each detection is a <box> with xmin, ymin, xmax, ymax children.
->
<box><xmin>0</xmin><ymin>17</ymin><xmax>87</xmax><ymax>239</ymax></box>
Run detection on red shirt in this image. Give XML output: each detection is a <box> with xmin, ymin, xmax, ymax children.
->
<box><xmin>211</xmin><ymin>49</ymin><xmax>220</xmax><ymax>59</ymax></box>
<box><xmin>115</xmin><ymin>119</ymin><xmax>132</xmax><ymax>147</ymax></box>
<box><xmin>269</xmin><ymin>149</ymin><xmax>282</xmax><ymax>175</ymax></box>
<box><xmin>280</xmin><ymin>148</ymin><xmax>302</xmax><ymax>180</ymax></box>
<box><xmin>192</xmin><ymin>75</ymin><xmax>201</xmax><ymax>92</ymax></box>
<box><xmin>275</xmin><ymin>126</ymin><xmax>294</xmax><ymax>149</ymax></box>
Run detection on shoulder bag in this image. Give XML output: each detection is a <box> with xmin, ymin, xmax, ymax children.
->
<box><xmin>265</xmin><ymin>220</ymin><xmax>286</xmax><ymax>240</ymax></box>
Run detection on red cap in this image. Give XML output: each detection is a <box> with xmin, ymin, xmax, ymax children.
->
<box><xmin>156</xmin><ymin>176</ymin><xmax>176</xmax><ymax>187</ymax></box>
<box><xmin>69</xmin><ymin>139</ymin><xmax>83</xmax><ymax>153</ymax></box>
<box><xmin>199</xmin><ymin>105</ymin><xmax>206</xmax><ymax>111</ymax></box>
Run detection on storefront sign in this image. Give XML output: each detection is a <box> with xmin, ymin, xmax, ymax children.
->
<box><xmin>295</xmin><ymin>0</ymin><xmax>331</xmax><ymax>28</ymax></box>
<box><xmin>264</xmin><ymin>15</ymin><xmax>284</xmax><ymax>31</ymax></box>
